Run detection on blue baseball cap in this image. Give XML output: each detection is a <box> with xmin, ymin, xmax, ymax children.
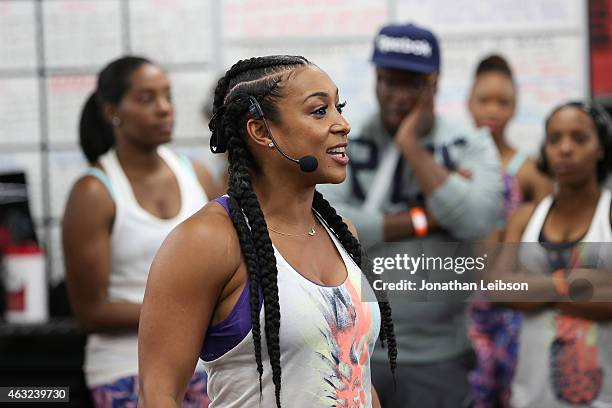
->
<box><xmin>372</xmin><ymin>23</ymin><xmax>441</xmax><ymax>73</ymax></box>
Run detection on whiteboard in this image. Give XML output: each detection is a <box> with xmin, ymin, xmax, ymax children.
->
<box><xmin>46</xmin><ymin>74</ymin><xmax>96</xmax><ymax>146</ymax></box>
<box><xmin>0</xmin><ymin>77</ymin><xmax>41</xmax><ymax>145</ymax></box>
<box><xmin>0</xmin><ymin>1</ymin><xmax>37</xmax><ymax>71</ymax></box>
<box><xmin>222</xmin><ymin>0</ymin><xmax>388</xmax><ymax>40</ymax></box>
<box><xmin>42</xmin><ymin>1</ymin><xmax>123</xmax><ymax>68</ymax></box>
<box><xmin>129</xmin><ymin>0</ymin><xmax>214</xmax><ymax>64</ymax></box>
<box><xmin>48</xmin><ymin>150</ymin><xmax>87</xmax><ymax>219</ymax></box>
<box><xmin>393</xmin><ymin>0</ymin><xmax>589</xmax><ymax>155</ymax></box>
<box><xmin>0</xmin><ymin>0</ymin><xmax>590</xmax><ymax>284</ymax></box>
<box><xmin>395</xmin><ymin>0</ymin><xmax>585</xmax><ymax>34</ymax></box>
<box><xmin>169</xmin><ymin>71</ymin><xmax>218</xmax><ymax>139</ymax></box>
<box><xmin>437</xmin><ymin>35</ymin><xmax>587</xmax><ymax>155</ymax></box>
<box><xmin>221</xmin><ymin>1</ymin><xmax>588</xmax><ymax>156</ymax></box>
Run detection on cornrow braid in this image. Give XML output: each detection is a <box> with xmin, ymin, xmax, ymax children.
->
<box><xmin>229</xmin><ymin>139</ymin><xmax>283</xmax><ymax>408</ymax></box>
<box><xmin>212</xmin><ymin>56</ymin><xmax>308</xmax><ymax>114</ymax></box>
<box><xmin>223</xmin><ymin>99</ymin><xmax>281</xmax><ymax>406</ymax></box>
<box><xmin>213</xmin><ymin>56</ymin><xmax>311</xmax><ymax>408</ymax></box>
<box><xmin>222</xmin><ymin>103</ymin><xmax>265</xmax><ymax>392</ymax></box>
<box><xmin>312</xmin><ymin>190</ymin><xmax>397</xmax><ymax>373</ymax></box>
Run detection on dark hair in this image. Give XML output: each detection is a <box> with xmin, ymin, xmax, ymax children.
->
<box><xmin>79</xmin><ymin>56</ymin><xmax>152</xmax><ymax>163</ymax></box>
<box><xmin>538</xmin><ymin>101</ymin><xmax>612</xmax><ymax>183</ymax></box>
<box><xmin>474</xmin><ymin>54</ymin><xmax>514</xmax><ymax>83</ymax></box>
<box><xmin>210</xmin><ymin>55</ymin><xmax>397</xmax><ymax>407</ymax></box>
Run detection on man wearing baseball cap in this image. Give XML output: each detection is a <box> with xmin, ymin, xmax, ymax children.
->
<box><xmin>320</xmin><ymin>23</ymin><xmax>503</xmax><ymax>407</ymax></box>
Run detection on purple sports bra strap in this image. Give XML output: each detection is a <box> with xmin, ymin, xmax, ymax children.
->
<box><xmin>212</xmin><ymin>195</ymin><xmax>231</xmax><ymax>215</ymax></box>
<box><xmin>201</xmin><ymin>194</ymin><xmax>263</xmax><ymax>362</ymax></box>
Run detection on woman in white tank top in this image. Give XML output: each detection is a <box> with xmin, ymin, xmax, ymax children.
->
<box><xmin>62</xmin><ymin>56</ymin><xmax>219</xmax><ymax>407</ymax></box>
<box><xmin>497</xmin><ymin>101</ymin><xmax>612</xmax><ymax>407</ymax></box>
<box><xmin>138</xmin><ymin>56</ymin><xmax>397</xmax><ymax>408</ymax></box>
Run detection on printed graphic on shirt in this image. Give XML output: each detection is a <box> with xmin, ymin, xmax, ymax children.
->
<box><xmin>549</xmin><ymin>245</ymin><xmax>603</xmax><ymax>405</ymax></box>
<box><xmin>303</xmin><ymin>277</ymin><xmax>377</xmax><ymax>408</ymax></box>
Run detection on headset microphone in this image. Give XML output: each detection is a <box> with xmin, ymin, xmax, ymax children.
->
<box><xmin>248</xmin><ymin>96</ymin><xmax>319</xmax><ymax>173</ymax></box>
<box><xmin>297</xmin><ymin>155</ymin><xmax>318</xmax><ymax>172</ymax></box>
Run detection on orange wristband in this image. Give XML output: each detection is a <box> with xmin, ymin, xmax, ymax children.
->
<box><xmin>552</xmin><ymin>269</ymin><xmax>569</xmax><ymax>296</ymax></box>
<box><xmin>410</xmin><ymin>207</ymin><xmax>428</xmax><ymax>237</ymax></box>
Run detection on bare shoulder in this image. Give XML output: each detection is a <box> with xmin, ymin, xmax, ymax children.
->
<box><xmin>70</xmin><ymin>173</ymin><xmax>113</xmax><ymax>202</ymax></box>
<box><xmin>342</xmin><ymin>217</ymin><xmax>359</xmax><ymax>239</ymax></box>
<box><xmin>517</xmin><ymin>157</ymin><xmax>553</xmax><ymax>201</ymax></box>
<box><xmin>168</xmin><ymin>201</ymin><xmax>240</xmax><ymax>269</ymax></box>
<box><xmin>150</xmin><ymin>200</ymin><xmax>241</xmax><ymax>289</ymax></box>
<box><xmin>64</xmin><ymin>171</ymin><xmax>115</xmax><ymax>221</ymax></box>
<box><xmin>511</xmin><ymin>202</ymin><xmax>537</xmax><ymax>223</ymax></box>
<box><xmin>190</xmin><ymin>159</ymin><xmax>210</xmax><ymax>179</ymax></box>
<box><xmin>190</xmin><ymin>159</ymin><xmax>222</xmax><ymax>199</ymax></box>
<box><xmin>517</xmin><ymin>157</ymin><xmax>545</xmax><ymax>180</ymax></box>
<box><xmin>505</xmin><ymin>202</ymin><xmax>537</xmax><ymax>242</ymax></box>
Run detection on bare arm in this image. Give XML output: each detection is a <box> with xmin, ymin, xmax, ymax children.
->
<box><xmin>343</xmin><ymin>217</ymin><xmax>359</xmax><ymax>240</ymax></box>
<box><xmin>384</xmin><ymin>211</ymin><xmax>413</xmax><ymax>241</ymax></box>
<box><xmin>519</xmin><ymin>158</ymin><xmax>553</xmax><ymax>203</ymax></box>
<box><xmin>62</xmin><ymin>176</ymin><xmax>141</xmax><ymax>333</ymax></box>
<box><xmin>138</xmin><ymin>205</ymin><xmax>240</xmax><ymax>407</ymax></box>
<box><xmin>553</xmin><ymin>266</ymin><xmax>612</xmax><ymax>320</ymax></box>
<box><xmin>555</xmin><ymin>301</ymin><xmax>612</xmax><ymax>321</ymax></box>
<box><xmin>372</xmin><ymin>385</ymin><xmax>381</xmax><ymax>408</ymax></box>
<box><xmin>489</xmin><ymin>203</ymin><xmax>559</xmax><ymax>311</ymax></box>
<box><xmin>191</xmin><ymin>160</ymin><xmax>224</xmax><ymax>199</ymax></box>
<box><xmin>495</xmin><ymin>204</ymin><xmax>612</xmax><ymax>319</ymax></box>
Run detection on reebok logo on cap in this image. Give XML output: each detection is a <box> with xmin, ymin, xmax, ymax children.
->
<box><xmin>376</xmin><ymin>34</ymin><xmax>432</xmax><ymax>58</ymax></box>
<box><xmin>371</xmin><ymin>23</ymin><xmax>441</xmax><ymax>73</ymax></box>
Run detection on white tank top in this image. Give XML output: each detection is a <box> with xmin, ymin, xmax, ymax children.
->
<box><xmin>512</xmin><ymin>189</ymin><xmax>612</xmax><ymax>408</ymax></box>
<box><xmin>202</xmin><ymin>214</ymin><xmax>382</xmax><ymax>408</ymax></box>
<box><xmin>84</xmin><ymin>146</ymin><xmax>207</xmax><ymax>387</ymax></box>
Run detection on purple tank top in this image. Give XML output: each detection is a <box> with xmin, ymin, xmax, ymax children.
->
<box><xmin>200</xmin><ymin>196</ymin><xmax>263</xmax><ymax>362</ymax></box>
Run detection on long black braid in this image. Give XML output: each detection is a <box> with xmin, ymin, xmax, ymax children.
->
<box><xmin>312</xmin><ymin>191</ymin><xmax>397</xmax><ymax>369</ymax></box>
<box><xmin>209</xmin><ymin>55</ymin><xmax>396</xmax><ymax>407</ymax></box>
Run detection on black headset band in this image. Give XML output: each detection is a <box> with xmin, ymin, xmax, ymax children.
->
<box><xmin>209</xmin><ymin>94</ymin><xmax>266</xmax><ymax>154</ymax></box>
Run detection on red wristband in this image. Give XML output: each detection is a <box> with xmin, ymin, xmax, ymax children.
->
<box><xmin>410</xmin><ymin>207</ymin><xmax>428</xmax><ymax>237</ymax></box>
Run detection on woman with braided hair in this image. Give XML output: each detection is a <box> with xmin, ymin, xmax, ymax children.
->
<box><xmin>138</xmin><ymin>55</ymin><xmax>396</xmax><ymax>407</ymax></box>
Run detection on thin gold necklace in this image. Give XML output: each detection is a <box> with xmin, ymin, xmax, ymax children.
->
<box><xmin>268</xmin><ymin>220</ymin><xmax>316</xmax><ymax>237</ymax></box>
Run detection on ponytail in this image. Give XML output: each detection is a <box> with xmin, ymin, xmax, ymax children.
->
<box><xmin>78</xmin><ymin>55</ymin><xmax>153</xmax><ymax>163</ymax></box>
<box><xmin>79</xmin><ymin>92</ymin><xmax>115</xmax><ymax>163</ymax></box>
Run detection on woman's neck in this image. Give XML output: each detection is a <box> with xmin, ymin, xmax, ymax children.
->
<box><xmin>251</xmin><ymin>174</ymin><xmax>316</xmax><ymax>229</ymax></box>
<box><xmin>554</xmin><ymin>177</ymin><xmax>601</xmax><ymax>212</ymax></box>
<box><xmin>493</xmin><ymin>135</ymin><xmax>515</xmax><ymax>165</ymax></box>
<box><xmin>115</xmin><ymin>139</ymin><xmax>163</xmax><ymax>176</ymax></box>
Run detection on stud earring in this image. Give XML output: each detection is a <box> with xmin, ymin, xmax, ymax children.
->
<box><xmin>268</xmin><ymin>142</ymin><xmax>274</xmax><ymax>148</ymax></box>
<box><xmin>111</xmin><ymin>116</ymin><xmax>121</xmax><ymax>127</ymax></box>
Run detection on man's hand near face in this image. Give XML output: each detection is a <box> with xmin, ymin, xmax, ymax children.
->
<box><xmin>394</xmin><ymin>78</ymin><xmax>436</xmax><ymax>151</ymax></box>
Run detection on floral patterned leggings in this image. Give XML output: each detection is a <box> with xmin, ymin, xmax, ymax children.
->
<box><xmin>91</xmin><ymin>371</ymin><xmax>210</xmax><ymax>408</ymax></box>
